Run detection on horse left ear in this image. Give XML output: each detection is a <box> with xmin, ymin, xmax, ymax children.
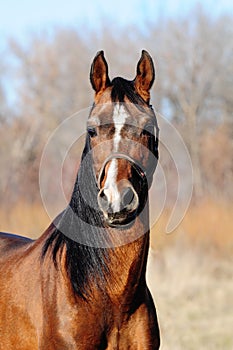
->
<box><xmin>134</xmin><ymin>50</ymin><xmax>155</xmax><ymax>103</ymax></box>
<box><xmin>90</xmin><ymin>50</ymin><xmax>111</xmax><ymax>94</ymax></box>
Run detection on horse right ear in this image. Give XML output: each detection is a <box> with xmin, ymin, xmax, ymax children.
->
<box><xmin>90</xmin><ymin>51</ymin><xmax>111</xmax><ymax>94</ymax></box>
<box><xmin>134</xmin><ymin>50</ymin><xmax>155</xmax><ymax>104</ymax></box>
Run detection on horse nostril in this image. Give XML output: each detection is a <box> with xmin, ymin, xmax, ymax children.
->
<box><xmin>98</xmin><ymin>189</ymin><xmax>109</xmax><ymax>211</ymax></box>
<box><xmin>121</xmin><ymin>187</ymin><xmax>135</xmax><ymax>208</ymax></box>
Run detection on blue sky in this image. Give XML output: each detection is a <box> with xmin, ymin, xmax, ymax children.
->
<box><xmin>1</xmin><ymin>0</ymin><xmax>232</xmax><ymax>45</ymax></box>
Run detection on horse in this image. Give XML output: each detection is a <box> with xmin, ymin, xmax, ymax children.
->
<box><xmin>0</xmin><ymin>50</ymin><xmax>160</xmax><ymax>349</ymax></box>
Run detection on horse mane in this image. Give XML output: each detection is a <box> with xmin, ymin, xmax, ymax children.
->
<box><xmin>42</xmin><ymin>135</ymin><xmax>110</xmax><ymax>300</ymax></box>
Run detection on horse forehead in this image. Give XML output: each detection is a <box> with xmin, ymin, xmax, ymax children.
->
<box><xmin>89</xmin><ymin>102</ymin><xmax>151</xmax><ymax>128</ymax></box>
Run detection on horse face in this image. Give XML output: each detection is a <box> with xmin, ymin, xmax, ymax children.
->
<box><xmin>88</xmin><ymin>51</ymin><xmax>158</xmax><ymax>227</ymax></box>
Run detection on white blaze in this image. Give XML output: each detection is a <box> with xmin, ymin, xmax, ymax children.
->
<box><xmin>104</xmin><ymin>104</ymin><xmax>127</xmax><ymax>212</ymax></box>
<box><xmin>113</xmin><ymin>104</ymin><xmax>128</xmax><ymax>151</ymax></box>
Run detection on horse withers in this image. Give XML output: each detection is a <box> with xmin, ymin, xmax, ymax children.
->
<box><xmin>0</xmin><ymin>50</ymin><xmax>160</xmax><ymax>349</ymax></box>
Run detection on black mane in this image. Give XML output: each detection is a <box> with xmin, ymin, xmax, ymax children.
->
<box><xmin>42</xmin><ymin>135</ymin><xmax>110</xmax><ymax>300</ymax></box>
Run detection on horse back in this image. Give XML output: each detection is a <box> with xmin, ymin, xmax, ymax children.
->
<box><xmin>0</xmin><ymin>232</ymin><xmax>32</xmax><ymax>252</ymax></box>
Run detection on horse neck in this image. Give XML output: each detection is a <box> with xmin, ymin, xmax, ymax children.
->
<box><xmin>52</xmin><ymin>146</ymin><xmax>151</xmax><ymax>301</ymax></box>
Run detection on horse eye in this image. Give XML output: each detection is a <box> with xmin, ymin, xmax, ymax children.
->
<box><xmin>141</xmin><ymin>124</ymin><xmax>154</xmax><ymax>136</ymax></box>
<box><xmin>87</xmin><ymin>127</ymin><xmax>97</xmax><ymax>138</ymax></box>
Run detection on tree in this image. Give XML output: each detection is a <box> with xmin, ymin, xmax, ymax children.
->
<box><xmin>150</xmin><ymin>9</ymin><xmax>233</xmax><ymax>199</ymax></box>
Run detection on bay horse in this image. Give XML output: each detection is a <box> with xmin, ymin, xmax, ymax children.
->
<box><xmin>0</xmin><ymin>50</ymin><xmax>160</xmax><ymax>349</ymax></box>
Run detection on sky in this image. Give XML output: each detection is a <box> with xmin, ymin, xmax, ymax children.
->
<box><xmin>1</xmin><ymin>0</ymin><xmax>232</xmax><ymax>45</ymax></box>
<box><xmin>1</xmin><ymin>0</ymin><xmax>232</xmax><ymax>106</ymax></box>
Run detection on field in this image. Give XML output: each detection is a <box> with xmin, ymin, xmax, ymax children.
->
<box><xmin>148</xmin><ymin>199</ymin><xmax>233</xmax><ymax>349</ymax></box>
<box><xmin>0</xmin><ymin>198</ymin><xmax>232</xmax><ymax>349</ymax></box>
<box><xmin>148</xmin><ymin>244</ymin><xmax>233</xmax><ymax>349</ymax></box>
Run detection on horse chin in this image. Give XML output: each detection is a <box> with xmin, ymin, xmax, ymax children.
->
<box><xmin>104</xmin><ymin>210</ymin><xmax>137</xmax><ymax>229</ymax></box>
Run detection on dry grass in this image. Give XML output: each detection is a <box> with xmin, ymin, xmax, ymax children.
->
<box><xmin>150</xmin><ymin>198</ymin><xmax>233</xmax><ymax>255</ymax></box>
<box><xmin>148</xmin><ymin>198</ymin><xmax>233</xmax><ymax>349</ymax></box>
<box><xmin>0</xmin><ymin>198</ymin><xmax>232</xmax><ymax>348</ymax></box>
<box><xmin>147</xmin><ymin>244</ymin><xmax>233</xmax><ymax>350</ymax></box>
<box><xmin>0</xmin><ymin>201</ymin><xmax>50</xmax><ymax>239</ymax></box>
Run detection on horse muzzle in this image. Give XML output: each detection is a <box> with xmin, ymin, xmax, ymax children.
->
<box><xmin>97</xmin><ymin>179</ymin><xmax>139</xmax><ymax>227</ymax></box>
<box><xmin>96</xmin><ymin>153</ymin><xmax>149</xmax><ymax>227</ymax></box>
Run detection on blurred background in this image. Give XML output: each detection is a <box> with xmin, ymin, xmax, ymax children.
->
<box><xmin>0</xmin><ymin>0</ymin><xmax>232</xmax><ymax>348</ymax></box>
